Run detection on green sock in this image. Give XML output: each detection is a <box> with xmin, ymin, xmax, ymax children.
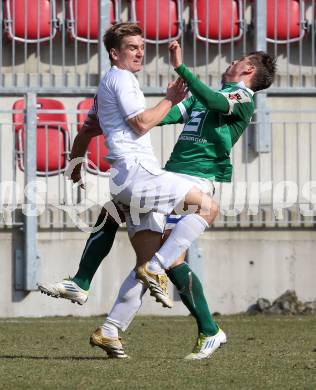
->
<box><xmin>167</xmin><ymin>263</ymin><xmax>218</xmax><ymax>336</ymax></box>
<box><xmin>72</xmin><ymin>212</ymin><xmax>119</xmax><ymax>291</ymax></box>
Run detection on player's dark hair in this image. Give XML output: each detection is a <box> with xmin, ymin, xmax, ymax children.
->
<box><xmin>247</xmin><ymin>51</ymin><xmax>277</xmax><ymax>92</ymax></box>
<box><xmin>103</xmin><ymin>23</ymin><xmax>143</xmax><ymax>62</ymax></box>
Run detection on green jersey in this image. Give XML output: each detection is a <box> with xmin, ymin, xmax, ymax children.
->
<box><xmin>162</xmin><ymin>64</ymin><xmax>254</xmax><ymax>182</ymax></box>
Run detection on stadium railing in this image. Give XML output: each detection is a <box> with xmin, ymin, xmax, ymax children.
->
<box><xmin>0</xmin><ymin>104</ymin><xmax>315</xmax><ymax>230</ymax></box>
<box><xmin>0</xmin><ymin>0</ymin><xmax>316</xmax><ymax>93</ymax></box>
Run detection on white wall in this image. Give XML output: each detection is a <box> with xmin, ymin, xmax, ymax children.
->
<box><xmin>1</xmin><ymin>229</ymin><xmax>316</xmax><ymax>317</ymax></box>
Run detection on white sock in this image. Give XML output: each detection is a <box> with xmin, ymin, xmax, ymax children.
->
<box><xmin>147</xmin><ymin>255</ymin><xmax>165</xmax><ymax>274</ymax></box>
<box><xmin>105</xmin><ymin>270</ymin><xmax>147</xmax><ymax>331</ymax></box>
<box><xmin>155</xmin><ymin>214</ymin><xmax>209</xmax><ymax>269</ymax></box>
<box><xmin>101</xmin><ymin>321</ymin><xmax>119</xmax><ymax>338</ymax></box>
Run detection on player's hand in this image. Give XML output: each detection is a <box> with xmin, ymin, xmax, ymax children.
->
<box><xmin>70</xmin><ymin>171</ymin><xmax>86</xmax><ymax>190</ymax></box>
<box><xmin>166</xmin><ymin>77</ymin><xmax>188</xmax><ymax>105</ymax></box>
<box><xmin>65</xmin><ymin>159</ymin><xmax>86</xmax><ymax>189</ymax></box>
<box><xmin>169</xmin><ymin>40</ymin><xmax>182</xmax><ymax>69</ymax></box>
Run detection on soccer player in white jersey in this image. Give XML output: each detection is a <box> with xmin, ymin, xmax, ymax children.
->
<box><xmin>78</xmin><ymin>23</ymin><xmax>219</xmax><ymax>303</ymax></box>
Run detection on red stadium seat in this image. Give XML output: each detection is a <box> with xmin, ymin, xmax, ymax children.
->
<box><xmin>67</xmin><ymin>0</ymin><xmax>117</xmax><ymax>43</ymax></box>
<box><xmin>3</xmin><ymin>0</ymin><xmax>58</xmax><ymax>43</ymax></box>
<box><xmin>13</xmin><ymin>98</ymin><xmax>69</xmax><ymax>176</ymax></box>
<box><xmin>266</xmin><ymin>0</ymin><xmax>306</xmax><ymax>43</ymax></box>
<box><xmin>190</xmin><ymin>0</ymin><xmax>243</xmax><ymax>43</ymax></box>
<box><xmin>77</xmin><ymin>99</ymin><xmax>110</xmax><ymax>175</ymax></box>
<box><xmin>129</xmin><ymin>0</ymin><xmax>182</xmax><ymax>43</ymax></box>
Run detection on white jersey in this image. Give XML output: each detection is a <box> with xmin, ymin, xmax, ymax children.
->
<box><xmin>91</xmin><ymin>66</ymin><xmax>157</xmax><ymax>165</ymax></box>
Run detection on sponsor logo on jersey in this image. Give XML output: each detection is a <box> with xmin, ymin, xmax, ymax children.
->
<box><xmin>221</xmin><ymin>89</ymin><xmax>252</xmax><ymax>115</ymax></box>
<box><xmin>182</xmin><ymin>110</ymin><xmax>206</xmax><ymax>135</ymax></box>
<box><xmin>228</xmin><ymin>92</ymin><xmax>242</xmax><ymax>100</ymax></box>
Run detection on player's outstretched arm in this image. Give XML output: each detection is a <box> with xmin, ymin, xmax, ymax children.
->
<box><xmin>127</xmin><ymin>78</ymin><xmax>187</xmax><ymax>135</ymax></box>
<box><xmin>158</xmin><ymin>106</ymin><xmax>183</xmax><ymax>126</ymax></box>
<box><xmin>169</xmin><ymin>41</ymin><xmax>229</xmax><ymax>114</ymax></box>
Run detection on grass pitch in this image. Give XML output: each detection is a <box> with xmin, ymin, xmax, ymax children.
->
<box><xmin>0</xmin><ymin>315</ymin><xmax>315</xmax><ymax>390</ymax></box>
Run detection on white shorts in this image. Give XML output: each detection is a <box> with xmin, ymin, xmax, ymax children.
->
<box><xmin>117</xmin><ymin>201</ymin><xmax>165</xmax><ymax>239</ymax></box>
<box><xmin>110</xmin><ymin>160</ymin><xmax>208</xmax><ymax>218</ymax></box>
<box><xmin>112</xmin><ymin>161</ymin><xmax>215</xmax><ymax>237</ymax></box>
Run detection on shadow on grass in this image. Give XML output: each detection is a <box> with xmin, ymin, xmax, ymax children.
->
<box><xmin>0</xmin><ymin>355</ymin><xmax>107</xmax><ymax>361</ymax></box>
<box><xmin>0</xmin><ymin>354</ymin><xmax>185</xmax><ymax>361</ymax></box>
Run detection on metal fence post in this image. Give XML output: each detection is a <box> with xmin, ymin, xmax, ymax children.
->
<box><xmin>24</xmin><ymin>92</ymin><xmax>40</xmax><ymax>290</ymax></box>
<box><xmin>254</xmin><ymin>0</ymin><xmax>271</xmax><ymax>153</ymax></box>
<box><xmin>99</xmin><ymin>0</ymin><xmax>111</xmax><ymax>79</ymax></box>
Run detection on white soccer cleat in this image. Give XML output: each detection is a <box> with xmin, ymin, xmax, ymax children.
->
<box><xmin>184</xmin><ymin>328</ymin><xmax>227</xmax><ymax>360</ymax></box>
<box><xmin>136</xmin><ymin>264</ymin><xmax>173</xmax><ymax>308</ymax></box>
<box><xmin>38</xmin><ymin>279</ymin><xmax>88</xmax><ymax>305</ymax></box>
<box><xmin>90</xmin><ymin>328</ymin><xmax>129</xmax><ymax>359</ymax></box>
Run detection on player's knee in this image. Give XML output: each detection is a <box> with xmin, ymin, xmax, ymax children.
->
<box><xmin>203</xmin><ymin>198</ymin><xmax>219</xmax><ymax>224</ymax></box>
<box><xmin>211</xmin><ymin>199</ymin><xmax>219</xmax><ymax>216</ymax></box>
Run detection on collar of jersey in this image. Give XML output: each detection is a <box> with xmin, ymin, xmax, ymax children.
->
<box><xmin>222</xmin><ymin>81</ymin><xmax>254</xmax><ymax>96</ymax></box>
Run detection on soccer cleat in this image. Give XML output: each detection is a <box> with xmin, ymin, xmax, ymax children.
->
<box><xmin>38</xmin><ymin>279</ymin><xmax>88</xmax><ymax>305</ymax></box>
<box><xmin>136</xmin><ymin>264</ymin><xmax>173</xmax><ymax>308</ymax></box>
<box><xmin>184</xmin><ymin>328</ymin><xmax>227</xmax><ymax>360</ymax></box>
<box><xmin>90</xmin><ymin>327</ymin><xmax>129</xmax><ymax>359</ymax></box>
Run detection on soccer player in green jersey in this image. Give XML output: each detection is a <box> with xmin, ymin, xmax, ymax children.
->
<box><xmin>39</xmin><ymin>39</ymin><xmax>276</xmax><ymax>360</ymax></box>
<box><xmin>164</xmin><ymin>46</ymin><xmax>255</xmax><ymax>183</ymax></box>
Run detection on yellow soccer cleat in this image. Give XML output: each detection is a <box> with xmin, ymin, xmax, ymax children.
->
<box><xmin>90</xmin><ymin>327</ymin><xmax>129</xmax><ymax>359</ymax></box>
<box><xmin>136</xmin><ymin>264</ymin><xmax>173</xmax><ymax>308</ymax></box>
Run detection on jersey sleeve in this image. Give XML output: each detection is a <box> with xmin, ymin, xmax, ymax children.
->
<box><xmin>159</xmin><ymin>96</ymin><xmax>196</xmax><ymax>125</ymax></box>
<box><xmin>176</xmin><ymin>64</ymin><xmax>229</xmax><ymax>113</ymax></box>
<box><xmin>219</xmin><ymin>89</ymin><xmax>254</xmax><ymax>120</ymax></box>
<box><xmin>113</xmin><ymin>71</ymin><xmax>145</xmax><ymax>120</ymax></box>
